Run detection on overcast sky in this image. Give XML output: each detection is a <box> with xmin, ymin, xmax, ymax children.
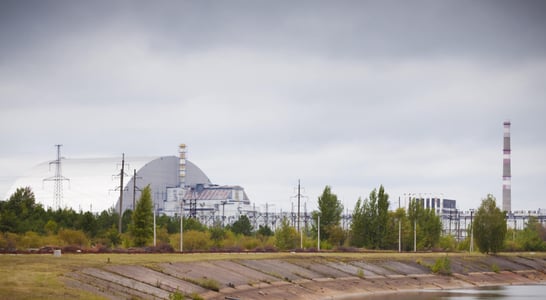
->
<box><xmin>1</xmin><ymin>0</ymin><xmax>545</xmax><ymax>213</ymax></box>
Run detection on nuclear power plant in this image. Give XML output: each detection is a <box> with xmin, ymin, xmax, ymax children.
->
<box><xmin>4</xmin><ymin>122</ymin><xmax>545</xmax><ymax>232</ymax></box>
<box><xmin>5</xmin><ymin>144</ymin><xmax>254</xmax><ymax>226</ymax></box>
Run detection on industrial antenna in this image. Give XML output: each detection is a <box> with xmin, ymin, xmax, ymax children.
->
<box><xmin>503</xmin><ymin>121</ymin><xmax>512</xmax><ymax>213</ymax></box>
<box><xmin>43</xmin><ymin>144</ymin><xmax>70</xmax><ymax>209</ymax></box>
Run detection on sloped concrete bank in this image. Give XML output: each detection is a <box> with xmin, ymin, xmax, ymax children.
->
<box><xmin>64</xmin><ymin>254</ymin><xmax>546</xmax><ymax>300</ymax></box>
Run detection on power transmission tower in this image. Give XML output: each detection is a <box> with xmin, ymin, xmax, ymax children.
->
<box><xmin>43</xmin><ymin>144</ymin><xmax>70</xmax><ymax>209</ymax></box>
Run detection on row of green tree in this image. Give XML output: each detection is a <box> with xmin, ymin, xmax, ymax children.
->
<box><xmin>1</xmin><ymin>186</ymin><xmax>545</xmax><ymax>253</ymax></box>
<box><xmin>310</xmin><ymin>186</ymin><xmax>544</xmax><ymax>253</ymax></box>
<box><xmin>315</xmin><ymin>185</ymin><xmax>442</xmax><ymax>251</ymax></box>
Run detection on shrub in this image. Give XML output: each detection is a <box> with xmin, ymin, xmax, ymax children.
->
<box><xmin>241</xmin><ymin>235</ymin><xmax>260</xmax><ymax>250</ymax></box>
<box><xmin>319</xmin><ymin>240</ymin><xmax>333</xmax><ymax>250</ymax></box>
<box><xmin>58</xmin><ymin>229</ymin><xmax>88</xmax><ymax>247</ymax></box>
<box><xmin>430</xmin><ymin>255</ymin><xmax>451</xmax><ymax>275</ymax></box>
<box><xmin>156</xmin><ymin>226</ymin><xmax>170</xmax><ymax>244</ymax></box>
<box><xmin>104</xmin><ymin>225</ymin><xmax>121</xmax><ymax>247</ymax></box>
<box><xmin>303</xmin><ymin>236</ymin><xmax>317</xmax><ymax>249</ymax></box>
<box><xmin>182</xmin><ymin>230</ymin><xmax>210</xmax><ymax>251</ymax></box>
<box><xmin>190</xmin><ymin>278</ymin><xmax>220</xmax><ymax>291</ymax></box>
<box><xmin>491</xmin><ymin>264</ymin><xmax>500</xmax><ymax>273</ymax></box>
<box><xmin>222</xmin><ymin>231</ymin><xmax>239</xmax><ymax>250</ymax></box>
<box><xmin>439</xmin><ymin>235</ymin><xmax>457</xmax><ymax>251</ymax></box>
<box><xmin>274</xmin><ymin>217</ymin><xmax>298</xmax><ymax>250</ymax></box>
<box><xmin>190</xmin><ymin>293</ymin><xmax>204</xmax><ymax>300</ymax></box>
<box><xmin>0</xmin><ymin>232</ymin><xmax>18</xmax><ymax>251</ymax></box>
<box><xmin>357</xmin><ymin>268</ymin><xmax>365</xmax><ymax>278</ymax></box>
<box><xmin>209</xmin><ymin>226</ymin><xmax>226</xmax><ymax>248</ymax></box>
<box><xmin>169</xmin><ymin>289</ymin><xmax>184</xmax><ymax>300</ymax></box>
<box><xmin>19</xmin><ymin>231</ymin><xmax>42</xmax><ymax>249</ymax></box>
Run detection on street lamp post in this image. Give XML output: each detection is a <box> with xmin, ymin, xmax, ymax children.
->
<box><xmin>398</xmin><ymin>195</ymin><xmax>401</xmax><ymax>253</ymax></box>
<box><xmin>412</xmin><ymin>196</ymin><xmax>417</xmax><ymax>253</ymax></box>
<box><xmin>153</xmin><ymin>204</ymin><xmax>157</xmax><ymax>247</ymax></box>
<box><xmin>414</xmin><ymin>217</ymin><xmax>417</xmax><ymax>253</ymax></box>
<box><xmin>180</xmin><ymin>199</ymin><xmax>184</xmax><ymax>253</ymax></box>
<box><xmin>317</xmin><ymin>215</ymin><xmax>320</xmax><ymax>251</ymax></box>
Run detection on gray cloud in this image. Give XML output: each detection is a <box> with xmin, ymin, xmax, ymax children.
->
<box><xmin>1</xmin><ymin>0</ymin><xmax>545</xmax><ymax>212</ymax></box>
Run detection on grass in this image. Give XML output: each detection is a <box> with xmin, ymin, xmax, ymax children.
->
<box><xmin>491</xmin><ymin>263</ymin><xmax>500</xmax><ymax>273</ymax></box>
<box><xmin>430</xmin><ymin>255</ymin><xmax>452</xmax><ymax>275</ymax></box>
<box><xmin>357</xmin><ymin>268</ymin><xmax>365</xmax><ymax>278</ymax></box>
<box><xmin>0</xmin><ymin>252</ymin><xmax>293</xmax><ymax>299</ymax></box>
<box><xmin>0</xmin><ymin>254</ymin><xmax>103</xmax><ymax>300</ymax></box>
<box><xmin>1</xmin><ymin>251</ymin><xmax>543</xmax><ymax>299</ymax></box>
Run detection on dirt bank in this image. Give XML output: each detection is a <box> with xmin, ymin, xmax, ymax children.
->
<box><xmin>64</xmin><ymin>253</ymin><xmax>546</xmax><ymax>300</ymax></box>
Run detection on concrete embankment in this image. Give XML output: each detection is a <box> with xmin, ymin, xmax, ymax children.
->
<box><xmin>65</xmin><ymin>253</ymin><xmax>546</xmax><ymax>300</ymax></box>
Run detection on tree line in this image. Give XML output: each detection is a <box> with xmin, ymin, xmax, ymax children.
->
<box><xmin>1</xmin><ymin>185</ymin><xmax>544</xmax><ymax>253</ymax></box>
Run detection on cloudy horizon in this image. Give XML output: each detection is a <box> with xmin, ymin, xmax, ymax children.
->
<box><xmin>1</xmin><ymin>0</ymin><xmax>545</xmax><ymax>213</ymax></box>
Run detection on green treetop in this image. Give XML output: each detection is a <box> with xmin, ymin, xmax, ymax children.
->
<box><xmin>474</xmin><ymin>194</ymin><xmax>507</xmax><ymax>254</ymax></box>
<box><xmin>313</xmin><ymin>186</ymin><xmax>343</xmax><ymax>242</ymax></box>
<box><xmin>130</xmin><ymin>185</ymin><xmax>154</xmax><ymax>247</ymax></box>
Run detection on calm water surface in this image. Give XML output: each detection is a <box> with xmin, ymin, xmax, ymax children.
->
<box><xmin>362</xmin><ymin>285</ymin><xmax>546</xmax><ymax>300</ymax></box>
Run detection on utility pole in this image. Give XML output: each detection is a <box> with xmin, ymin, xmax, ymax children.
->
<box><xmin>413</xmin><ymin>196</ymin><xmax>417</xmax><ymax>252</ymax></box>
<box><xmin>297</xmin><ymin>180</ymin><xmax>301</xmax><ymax>232</ymax></box>
<box><xmin>153</xmin><ymin>204</ymin><xmax>157</xmax><ymax>247</ymax></box>
<box><xmin>118</xmin><ymin>153</ymin><xmax>125</xmax><ymax>234</ymax></box>
<box><xmin>470</xmin><ymin>209</ymin><xmax>474</xmax><ymax>252</ymax></box>
<box><xmin>398</xmin><ymin>196</ymin><xmax>401</xmax><ymax>253</ymax></box>
<box><xmin>180</xmin><ymin>198</ymin><xmax>184</xmax><ymax>252</ymax></box>
<box><xmin>290</xmin><ymin>180</ymin><xmax>306</xmax><ymax>232</ymax></box>
<box><xmin>132</xmin><ymin>169</ymin><xmax>142</xmax><ymax>211</ymax></box>
<box><xmin>265</xmin><ymin>203</ymin><xmax>269</xmax><ymax>228</ymax></box>
<box><xmin>43</xmin><ymin>144</ymin><xmax>70</xmax><ymax>209</ymax></box>
<box><xmin>414</xmin><ymin>218</ymin><xmax>417</xmax><ymax>253</ymax></box>
<box><xmin>317</xmin><ymin>215</ymin><xmax>320</xmax><ymax>251</ymax></box>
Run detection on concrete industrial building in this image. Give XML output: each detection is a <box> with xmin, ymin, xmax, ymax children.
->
<box><xmin>400</xmin><ymin>194</ymin><xmax>457</xmax><ymax>216</ymax></box>
<box><xmin>5</xmin><ymin>145</ymin><xmax>253</xmax><ymax>224</ymax></box>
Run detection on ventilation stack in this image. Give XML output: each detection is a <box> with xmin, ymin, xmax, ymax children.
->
<box><xmin>179</xmin><ymin>144</ymin><xmax>187</xmax><ymax>188</ymax></box>
<box><xmin>502</xmin><ymin>121</ymin><xmax>511</xmax><ymax>213</ymax></box>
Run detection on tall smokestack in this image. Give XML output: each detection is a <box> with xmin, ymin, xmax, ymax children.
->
<box><xmin>502</xmin><ymin>121</ymin><xmax>511</xmax><ymax>212</ymax></box>
<box><xmin>179</xmin><ymin>144</ymin><xmax>187</xmax><ymax>188</ymax></box>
